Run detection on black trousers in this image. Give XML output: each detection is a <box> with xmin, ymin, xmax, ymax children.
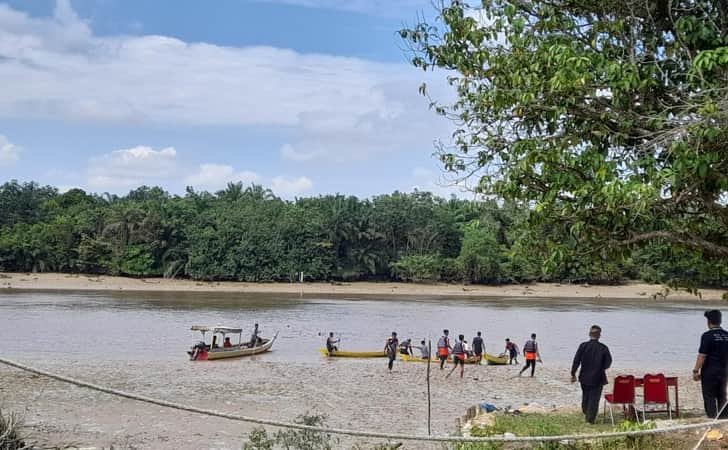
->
<box><xmin>701</xmin><ymin>376</ymin><xmax>728</xmax><ymax>418</ymax></box>
<box><xmin>581</xmin><ymin>384</ymin><xmax>603</xmax><ymax>424</ymax></box>
<box><xmin>520</xmin><ymin>359</ymin><xmax>536</xmax><ymax>376</ymax></box>
<box><xmin>388</xmin><ymin>355</ymin><xmax>396</xmax><ymax>370</ymax></box>
<box><xmin>439</xmin><ymin>355</ymin><xmax>447</xmax><ymax>369</ymax></box>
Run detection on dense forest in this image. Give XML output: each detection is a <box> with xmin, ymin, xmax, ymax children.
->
<box><xmin>0</xmin><ymin>180</ymin><xmax>725</xmax><ymax>287</ymax></box>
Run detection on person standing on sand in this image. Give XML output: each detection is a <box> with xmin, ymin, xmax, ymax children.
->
<box><xmin>519</xmin><ymin>333</ymin><xmax>540</xmax><ymax>377</ymax></box>
<box><xmin>693</xmin><ymin>310</ymin><xmax>728</xmax><ymax>418</ymax></box>
<box><xmin>472</xmin><ymin>331</ymin><xmax>485</xmax><ymax>364</ymax></box>
<box><xmin>571</xmin><ymin>325</ymin><xmax>612</xmax><ymax>424</ymax></box>
<box><xmin>447</xmin><ymin>334</ymin><xmax>467</xmax><ymax>379</ymax></box>
<box><xmin>505</xmin><ymin>338</ymin><xmax>519</xmax><ymax>365</ymax></box>
<box><xmin>437</xmin><ymin>329</ymin><xmax>452</xmax><ymax>370</ymax></box>
<box><xmin>384</xmin><ymin>332</ymin><xmax>399</xmax><ymax>372</ymax></box>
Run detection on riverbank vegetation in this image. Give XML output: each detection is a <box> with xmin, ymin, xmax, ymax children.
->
<box><xmin>400</xmin><ymin>0</ymin><xmax>728</xmax><ymax>290</ymax></box>
<box><xmin>0</xmin><ymin>180</ymin><xmax>726</xmax><ymax>287</ymax></box>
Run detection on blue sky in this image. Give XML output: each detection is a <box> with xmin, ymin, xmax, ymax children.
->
<box><xmin>0</xmin><ymin>0</ymin><xmax>466</xmax><ymax>198</ymax></box>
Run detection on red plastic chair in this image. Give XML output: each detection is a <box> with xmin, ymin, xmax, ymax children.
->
<box><xmin>604</xmin><ymin>375</ymin><xmax>637</xmax><ymax>424</ymax></box>
<box><xmin>640</xmin><ymin>373</ymin><xmax>671</xmax><ymax>421</ymax></box>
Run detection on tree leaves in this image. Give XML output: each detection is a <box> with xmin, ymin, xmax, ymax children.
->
<box><xmin>401</xmin><ymin>0</ymin><xmax>728</xmax><ymax>267</ymax></box>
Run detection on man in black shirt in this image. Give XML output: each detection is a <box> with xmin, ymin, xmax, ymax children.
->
<box><xmin>472</xmin><ymin>331</ymin><xmax>485</xmax><ymax>364</ymax></box>
<box><xmin>571</xmin><ymin>325</ymin><xmax>612</xmax><ymax>424</ymax></box>
<box><xmin>693</xmin><ymin>310</ymin><xmax>728</xmax><ymax>418</ymax></box>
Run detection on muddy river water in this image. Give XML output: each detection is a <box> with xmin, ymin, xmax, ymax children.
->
<box><xmin>0</xmin><ymin>290</ymin><xmax>716</xmax><ymax>367</ymax></box>
<box><xmin>0</xmin><ymin>290</ymin><xmax>720</xmax><ymax>449</ymax></box>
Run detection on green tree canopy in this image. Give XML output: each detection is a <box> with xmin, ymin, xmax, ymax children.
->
<box><xmin>401</xmin><ymin>0</ymin><xmax>728</xmax><ymax>266</ymax></box>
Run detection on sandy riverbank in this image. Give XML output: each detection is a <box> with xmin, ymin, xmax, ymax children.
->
<box><xmin>0</xmin><ymin>358</ymin><xmax>707</xmax><ymax>450</ymax></box>
<box><xmin>1</xmin><ymin>272</ymin><xmax>725</xmax><ymax>300</ymax></box>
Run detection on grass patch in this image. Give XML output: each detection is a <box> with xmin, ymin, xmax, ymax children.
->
<box><xmin>455</xmin><ymin>413</ymin><xmax>661</xmax><ymax>450</ymax></box>
<box><xmin>0</xmin><ymin>408</ymin><xmax>28</xmax><ymax>450</ymax></box>
<box><xmin>474</xmin><ymin>413</ymin><xmax>615</xmax><ymax>437</ymax></box>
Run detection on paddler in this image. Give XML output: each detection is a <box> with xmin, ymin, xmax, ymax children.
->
<box><xmin>437</xmin><ymin>329</ymin><xmax>452</xmax><ymax>370</ymax></box>
<box><xmin>519</xmin><ymin>333</ymin><xmax>541</xmax><ymax>377</ymax></box>
<box><xmin>325</xmin><ymin>332</ymin><xmax>339</xmax><ymax>356</ymax></box>
<box><xmin>505</xmin><ymin>338</ymin><xmax>519</xmax><ymax>365</ymax></box>
<box><xmin>415</xmin><ymin>340</ymin><xmax>430</xmax><ymax>359</ymax></box>
<box><xmin>447</xmin><ymin>334</ymin><xmax>467</xmax><ymax>379</ymax></box>
<box><xmin>472</xmin><ymin>331</ymin><xmax>485</xmax><ymax>364</ymax></box>
<box><xmin>384</xmin><ymin>332</ymin><xmax>399</xmax><ymax>372</ymax></box>
<box><xmin>399</xmin><ymin>338</ymin><xmax>414</xmax><ymax>356</ymax></box>
<box><xmin>249</xmin><ymin>323</ymin><xmax>261</xmax><ymax>347</ymax></box>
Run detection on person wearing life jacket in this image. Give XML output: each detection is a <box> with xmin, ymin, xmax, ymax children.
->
<box><xmin>384</xmin><ymin>332</ymin><xmax>399</xmax><ymax>372</ymax></box>
<box><xmin>223</xmin><ymin>337</ymin><xmax>232</xmax><ymax>348</ymax></box>
<box><xmin>437</xmin><ymin>329</ymin><xmax>452</xmax><ymax>370</ymax></box>
<box><xmin>519</xmin><ymin>333</ymin><xmax>541</xmax><ymax>377</ymax></box>
<box><xmin>449</xmin><ymin>334</ymin><xmax>467</xmax><ymax>378</ymax></box>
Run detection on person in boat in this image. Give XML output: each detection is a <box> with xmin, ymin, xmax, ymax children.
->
<box><xmin>693</xmin><ymin>309</ymin><xmax>728</xmax><ymax>418</ymax></box>
<box><xmin>437</xmin><ymin>329</ymin><xmax>452</xmax><ymax>370</ymax></box>
<box><xmin>223</xmin><ymin>337</ymin><xmax>233</xmax><ymax>348</ymax></box>
<box><xmin>250</xmin><ymin>323</ymin><xmax>262</xmax><ymax>347</ymax></box>
<box><xmin>384</xmin><ymin>332</ymin><xmax>399</xmax><ymax>371</ymax></box>
<box><xmin>326</xmin><ymin>332</ymin><xmax>339</xmax><ymax>356</ymax></box>
<box><xmin>415</xmin><ymin>340</ymin><xmax>430</xmax><ymax>359</ymax></box>
<box><xmin>472</xmin><ymin>331</ymin><xmax>485</xmax><ymax>364</ymax></box>
<box><xmin>447</xmin><ymin>334</ymin><xmax>467</xmax><ymax>379</ymax></box>
<box><xmin>505</xmin><ymin>338</ymin><xmax>519</xmax><ymax>365</ymax></box>
<box><xmin>519</xmin><ymin>333</ymin><xmax>541</xmax><ymax>377</ymax></box>
<box><xmin>399</xmin><ymin>338</ymin><xmax>414</xmax><ymax>356</ymax></box>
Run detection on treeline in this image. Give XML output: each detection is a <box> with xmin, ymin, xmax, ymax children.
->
<box><xmin>0</xmin><ymin>180</ymin><xmax>725</xmax><ymax>287</ymax></box>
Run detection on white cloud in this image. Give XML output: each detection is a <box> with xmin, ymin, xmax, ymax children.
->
<box><xmin>0</xmin><ymin>134</ymin><xmax>21</xmax><ymax>166</ymax></box>
<box><xmin>87</xmin><ymin>145</ymin><xmax>177</xmax><ymax>190</ymax></box>
<box><xmin>185</xmin><ymin>163</ymin><xmax>311</xmax><ymax>198</ymax></box>
<box><xmin>0</xmin><ymin>2</ymin><xmax>452</xmax><ymax>166</ymax></box>
<box><xmin>280</xmin><ymin>144</ymin><xmax>325</xmax><ymax>162</ymax></box>
<box><xmin>271</xmin><ymin>176</ymin><xmax>313</xmax><ymax>197</ymax></box>
<box><xmin>254</xmin><ymin>0</ymin><xmax>431</xmax><ymax>17</ymax></box>
<box><xmin>185</xmin><ymin>163</ymin><xmax>261</xmax><ymax>191</ymax></box>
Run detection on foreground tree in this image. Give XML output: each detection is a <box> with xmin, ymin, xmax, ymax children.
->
<box><xmin>402</xmin><ymin>0</ymin><xmax>728</xmax><ymax>270</ymax></box>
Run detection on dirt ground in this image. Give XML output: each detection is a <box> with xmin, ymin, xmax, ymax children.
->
<box><xmin>2</xmin><ymin>272</ymin><xmax>725</xmax><ymax>301</ymax></box>
<box><xmin>0</xmin><ymin>357</ymin><xmax>708</xmax><ymax>450</ymax></box>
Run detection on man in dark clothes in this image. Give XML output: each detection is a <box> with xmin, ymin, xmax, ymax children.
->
<box><xmin>472</xmin><ymin>331</ymin><xmax>485</xmax><ymax>364</ymax></box>
<box><xmin>693</xmin><ymin>310</ymin><xmax>728</xmax><ymax>418</ymax></box>
<box><xmin>384</xmin><ymin>332</ymin><xmax>399</xmax><ymax>372</ymax></box>
<box><xmin>571</xmin><ymin>325</ymin><xmax>612</xmax><ymax>424</ymax></box>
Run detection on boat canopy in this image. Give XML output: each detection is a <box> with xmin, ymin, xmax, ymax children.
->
<box><xmin>191</xmin><ymin>325</ymin><xmax>243</xmax><ymax>334</ymax></box>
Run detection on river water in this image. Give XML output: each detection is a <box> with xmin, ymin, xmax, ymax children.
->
<box><xmin>0</xmin><ymin>290</ymin><xmax>718</xmax><ymax>369</ymax></box>
<box><xmin>0</xmin><ymin>289</ymin><xmax>720</xmax><ymax>448</ymax></box>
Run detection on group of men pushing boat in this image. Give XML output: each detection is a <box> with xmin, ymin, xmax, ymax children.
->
<box><xmin>326</xmin><ymin>329</ymin><xmax>542</xmax><ymax>379</ymax></box>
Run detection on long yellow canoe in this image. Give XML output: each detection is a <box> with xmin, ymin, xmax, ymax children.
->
<box><xmin>319</xmin><ymin>348</ymin><xmax>386</xmax><ymax>358</ymax></box>
<box><xmin>484</xmin><ymin>352</ymin><xmax>509</xmax><ymax>365</ymax></box>
<box><xmin>399</xmin><ymin>354</ymin><xmax>483</xmax><ymax>364</ymax></box>
<box><xmin>399</xmin><ymin>354</ymin><xmax>439</xmax><ymax>363</ymax></box>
